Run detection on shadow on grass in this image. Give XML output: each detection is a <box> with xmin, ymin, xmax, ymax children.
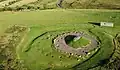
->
<box><xmin>88</xmin><ymin>22</ymin><xmax>100</xmax><ymax>26</ymax></box>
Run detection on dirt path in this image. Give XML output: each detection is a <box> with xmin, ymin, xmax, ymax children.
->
<box><xmin>57</xmin><ymin>0</ymin><xmax>63</xmax><ymax>8</ymax></box>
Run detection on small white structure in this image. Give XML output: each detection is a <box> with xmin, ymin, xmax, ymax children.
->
<box><xmin>100</xmin><ymin>22</ymin><xmax>114</xmax><ymax>27</ymax></box>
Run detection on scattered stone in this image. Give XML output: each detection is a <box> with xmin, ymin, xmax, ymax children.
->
<box><xmin>67</xmin><ymin>55</ymin><xmax>70</xmax><ymax>58</ymax></box>
<box><xmin>85</xmin><ymin>52</ymin><xmax>88</xmax><ymax>54</ymax></box>
<box><xmin>71</xmin><ymin>53</ymin><xmax>74</xmax><ymax>56</ymax></box>
<box><xmin>56</xmin><ymin>44</ymin><xmax>59</xmax><ymax>47</ymax></box>
<box><xmin>59</xmin><ymin>56</ymin><xmax>62</xmax><ymax>58</ymax></box>
<box><xmin>51</xmin><ymin>55</ymin><xmax>54</xmax><ymax>58</ymax></box>
<box><xmin>88</xmin><ymin>53</ymin><xmax>90</xmax><ymax>55</ymax></box>
<box><xmin>78</xmin><ymin>55</ymin><xmax>81</xmax><ymax>58</ymax></box>
<box><xmin>46</xmin><ymin>37</ymin><xmax>49</xmax><ymax>39</ymax></box>
<box><xmin>69</xmin><ymin>53</ymin><xmax>72</xmax><ymax>55</ymax></box>
<box><xmin>45</xmin><ymin>53</ymin><xmax>49</xmax><ymax>56</ymax></box>
<box><xmin>77</xmin><ymin>59</ymin><xmax>80</xmax><ymax>61</ymax></box>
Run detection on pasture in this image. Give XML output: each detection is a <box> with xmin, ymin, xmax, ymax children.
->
<box><xmin>0</xmin><ymin>9</ymin><xmax>120</xmax><ymax>70</ymax></box>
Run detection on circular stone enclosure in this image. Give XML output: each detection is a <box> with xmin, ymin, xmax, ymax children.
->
<box><xmin>54</xmin><ymin>32</ymin><xmax>98</xmax><ymax>56</ymax></box>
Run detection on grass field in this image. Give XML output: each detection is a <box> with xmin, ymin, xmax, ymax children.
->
<box><xmin>0</xmin><ymin>9</ymin><xmax>120</xmax><ymax>70</ymax></box>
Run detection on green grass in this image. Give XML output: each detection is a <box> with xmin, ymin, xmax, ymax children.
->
<box><xmin>20</xmin><ymin>25</ymin><xmax>94</xmax><ymax>70</ymax></box>
<box><xmin>74</xmin><ymin>28</ymin><xmax>115</xmax><ymax>70</ymax></box>
<box><xmin>0</xmin><ymin>9</ymin><xmax>120</xmax><ymax>70</ymax></box>
<box><xmin>68</xmin><ymin>37</ymin><xmax>90</xmax><ymax>48</ymax></box>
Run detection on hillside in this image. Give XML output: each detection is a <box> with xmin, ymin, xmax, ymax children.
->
<box><xmin>62</xmin><ymin>0</ymin><xmax>120</xmax><ymax>9</ymax></box>
<box><xmin>0</xmin><ymin>0</ymin><xmax>120</xmax><ymax>11</ymax></box>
